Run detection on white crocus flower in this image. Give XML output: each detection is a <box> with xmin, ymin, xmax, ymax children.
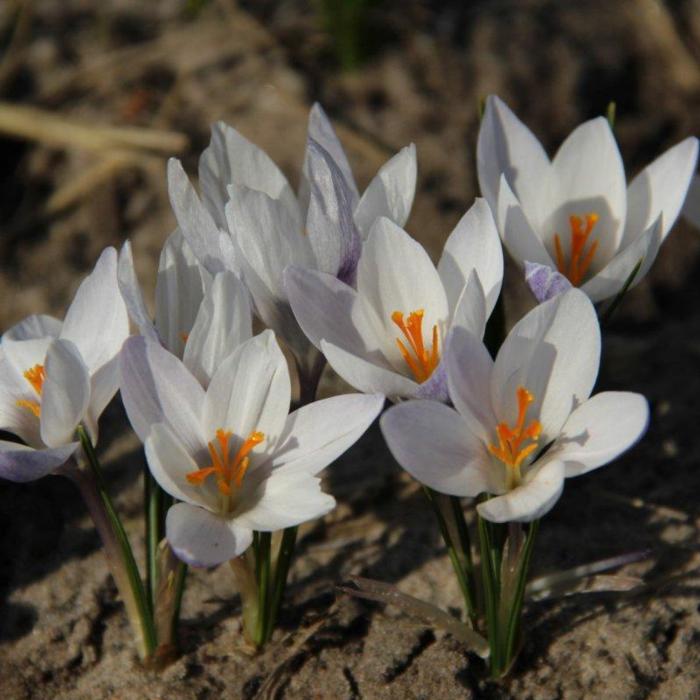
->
<box><xmin>118</xmin><ymin>230</ymin><xmax>252</xmax><ymax>388</ymax></box>
<box><xmin>119</xmin><ymin>330</ymin><xmax>384</xmax><ymax>567</ymax></box>
<box><xmin>285</xmin><ymin>199</ymin><xmax>503</xmax><ymax>402</ymax></box>
<box><xmin>167</xmin><ymin>103</ymin><xmax>416</xmax><ymax>377</ymax></box>
<box><xmin>381</xmin><ymin>289</ymin><xmax>649</xmax><ymax>522</ymax></box>
<box><xmin>478</xmin><ymin>95</ymin><xmax>698</xmax><ymax>302</ymax></box>
<box><xmin>0</xmin><ymin>248</ymin><xmax>129</xmax><ymax>482</ymax></box>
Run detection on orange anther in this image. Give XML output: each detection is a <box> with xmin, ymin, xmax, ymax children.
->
<box><xmin>391</xmin><ymin>309</ymin><xmax>440</xmax><ymax>383</ymax></box>
<box><xmin>488</xmin><ymin>387</ymin><xmax>541</xmax><ymax>476</ymax></box>
<box><xmin>16</xmin><ymin>364</ymin><xmax>46</xmax><ymax>417</ymax></box>
<box><xmin>186</xmin><ymin>428</ymin><xmax>264</xmax><ymax>496</ymax></box>
<box><xmin>553</xmin><ymin>213</ymin><xmax>600</xmax><ymax>286</ymax></box>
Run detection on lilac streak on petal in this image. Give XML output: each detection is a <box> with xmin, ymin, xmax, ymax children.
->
<box><xmin>305</xmin><ymin>138</ymin><xmax>362</xmax><ymax>286</ymax></box>
<box><xmin>0</xmin><ymin>442</ymin><xmax>79</xmax><ymax>483</ymax></box>
<box><xmin>415</xmin><ymin>360</ymin><xmax>449</xmax><ymax>403</ymax></box>
<box><xmin>524</xmin><ymin>261</ymin><xmax>572</xmax><ymax>303</ymax></box>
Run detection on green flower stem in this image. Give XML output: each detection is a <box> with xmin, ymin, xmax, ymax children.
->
<box><xmin>145</xmin><ymin>470</ymin><xmax>171</xmax><ymax>611</ymax></box>
<box><xmin>254</xmin><ymin>531</ymin><xmax>272</xmax><ymax>646</ymax></box>
<box><xmin>152</xmin><ymin>540</ymin><xmax>187</xmax><ymax>665</ymax></box>
<box><xmin>502</xmin><ymin>519</ymin><xmax>539</xmax><ymax>673</ymax></box>
<box><xmin>230</xmin><ymin>553</ymin><xmax>259</xmax><ymax>646</ymax></box>
<box><xmin>264</xmin><ymin>525</ymin><xmax>298</xmax><ymax>643</ymax></box>
<box><xmin>477</xmin><ymin>512</ymin><xmax>501</xmax><ymax>674</ymax></box>
<box><xmin>74</xmin><ymin>426</ymin><xmax>156</xmax><ymax>660</ymax></box>
<box><xmin>424</xmin><ymin>488</ymin><xmax>478</xmax><ymax>625</ymax></box>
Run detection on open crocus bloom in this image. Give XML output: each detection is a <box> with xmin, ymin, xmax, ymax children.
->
<box><xmin>478</xmin><ymin>95</ymin><xmax>699</xmax><ymax>302</ymax></box>
<box><xmin>167</xmin><ymin>103</ymin><xmax>416</xmax><ymax>375</ymax></box>
<box><xmin>0</xmin><ymin>248</ymin><xmax>129</xmax><ymax>482</ymax></box>
<box><xmin>118</xmin><ymin>230</ymin><xmax>252</xmax><ymax>388</ymax></box>
<box><xmin>381</xmin><ymin>289</ymin><xmax>649</xmax><ymax>522</ymax></box>
<box><xmin>285</xmin><ymin>199</ymin><xmax>503</xmax><ymax>402</ymax></box>
<box><xmin>119</xmin><ymin>330</ymin><xmax>384</xmax><ymax>567</ymax></box>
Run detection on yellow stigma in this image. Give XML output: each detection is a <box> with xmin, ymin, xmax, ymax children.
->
<box><xmin>391</xmin><ymin>309</ymin><xmax>440</xmax><ymax>383</ymax></box>
<box><xmin>488</xmin><ymin>386</ymin><xmax>541</xmax><ymax>488</ymax></box>
<box><xmin>186</xmin><ymin>428</ymin><xmax>264</xmax><ymax>496</ymax></box>
<box><xmin>553</xmin><ymin>213</ymin><xmax>600</xmax><ymax>286</ymax></box>
<box><xmin>16</xmin><ymin>364</ymin><xmax>45</xmax><ymax>417</ymax></box>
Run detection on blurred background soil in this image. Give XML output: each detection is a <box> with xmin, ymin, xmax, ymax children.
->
<box><xmin>2</xmin><ymin>1</ymin><xmax>700</xmax><ymax>698</ymax></box>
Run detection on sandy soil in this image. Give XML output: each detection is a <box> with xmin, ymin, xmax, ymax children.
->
<box><xmin>2</xmin><ymin>1</ymin><xmax>700</xmax><ymax>698</ymax></box>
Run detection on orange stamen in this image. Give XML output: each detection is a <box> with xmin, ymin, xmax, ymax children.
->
<box><xmin>16</xmin><ymin>364</ymin><xmax>46</xmax><ymax>417</ymax></box>
<box><xmin>488</xmin><ymin>387</ymin><xmax>541</xmax><ymax>486</ymax></box>
<box><xmin>186</xmin><ymin>428</ymin><xmax>264</xmax><ymax>496</ymax></box>
<box><xmin>553</xmin><ymin>213</ymin><xmax>600</xmax><ymax>286</ymax></box>
<box><xmin>391</xmin><ymin>309</ymin><xmax>440</xmax><ymax>383</ymax></box>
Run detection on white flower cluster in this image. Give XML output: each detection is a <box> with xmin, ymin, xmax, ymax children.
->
<box><xmin>0</xmin><ymin>98</ymin><xmax>695</xmax><ymax>668</ymax></box>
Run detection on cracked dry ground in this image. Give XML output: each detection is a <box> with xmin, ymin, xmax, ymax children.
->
<box><xmin>2</xmin><ymin>1</ymin><xmax>700</xmax><ymax>698</ymax></box>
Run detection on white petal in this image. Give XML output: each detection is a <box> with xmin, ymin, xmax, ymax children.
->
<box><xmin>119</xmin><ymin>336</ymin><xmax>205</xmax><ymax>454</ymax></box>
<box><xmin>3</xmin><ymin>314</ymin><xmax>61</xmax><ymax>341</ymax></box>
<box><xmin>477</xmin><ymin>96</ymin><xmax>550</xmax><ymax>228</ymax></box>
<box><xmin>445</xmin><ymin>327</ymin><xmax>495</xmax><ymax>441</ymax></box>
<box><xmin>155</xmin><ymin>229</ymin><xmax>210</xmax><ymax>358</ymax></box>
<box><xmin>203</xmin><ymin>331</ymin><xmax>290</xmax><ymax>449</ymax></box>
<box><xmin>183</xmin><ymin>271</ymin><xmax>252</xmax><ymax>387</ymax></box>
<box><xmin>0</xmin><ymin>362</ymin><xmax>41</xmax><ymax>447</ymax></box>
<box><xmin>0</xmin><ymin>441</ymin><xmax>79</xmax><ymax>483</ymax></box>
<box><xmin>145</xmin><ymin>422</ymin><xmax>215</xmax><ymax>509</ymax></box>
<box><xmin>354</xmin><ymin>144</ymin><xmax>417</xmax><ymax>237</ymax></box>
<box><xmin>321</xmin><ymin>339</ymin><xmax>418</xmax><ymax>400</ymax></box>
<box><xmin>437</xmin><ymin>198</ymin><xmax>503</xmax><ymax>316</ymax></box>
<box><xmin>581</xmin><ymin>217</ymin><xmax>662</xmax><ymax>302</ymax></box>
<box><xmin>84</xmin><ymin>354</ymin><xmax>120</xmax><ymax>445</ymax></box>
<box><xmin>235</xmin><ymin>470</ymin><xmax>335</xmax><ymax>531</ymax></box>
<box><xmin>477</xmin><ymin>459</ymin><xmax>565</xmax><ymax>523</ymax></box>
<box><xmin>449</xmin><ymin>271</ymin><xmax>488</xmax><ymax>341</ymax></box>
<box><xmin>267</xmin><ymin>393</ymin><xmax>385</xmax><ymax>475</ymax></box>
<box><xmin>40</xmin><ymin>339</ymin><xmax>90</xmax><ymax>448</ymax></box>
<box><xmin>199</xmin><ymin>121</ymin><xmax>297</xmax><ymax>228</ymax></box>
<box><xmin>117</xmin><ymin>241</ymin><xmax>159</xmax><ymax>343</ymax></box>
<box><xmin>381</xmin><ymin>400</ymin><xmax>497</xmax><ymax>497</ymax></box>
<box><xmin>357</xmin><ymin>218</ymin><xmax>449</xmax><ymax>363</ymax></box>
<box><xmin>166</xmin><ymin>502</ymin><xmax>253</xmax><ymax>568</ymax></box>
<box><xmin>544</xmin><ymin>118</ymin><xmax>626</xmax><ymax>270</ymax></box>
<box><xmin>623</xmin><ymin>136</ymin><xmax>699</xmax><ymax>245</ymax></box>
<box><xmin>1</xmin><ymin>337</ymin><xmax>52</xmax><ymax>383</ymax></box>
<box><xmin>304</xmin><ymin>137</ymin><xmax>362</xmax><ymax>280</ymax></box>
<box><xmin>300</xmin><ymin>103</ymin><xmax>359</xmax><ymax>211</ymax></box>
<box><xmin>492</xmin><ymin>289</ymin><xmax>600</xmax><ymax>443</ymax></box>
<box><xmin>551</xmin><ymin>392</ymin><xmax>649</xmax><ymax>477</ymax></box>
<box><xmin>226</xmin><ymin>184</ymin><xmax>309</xmax><ymax>303</ymax></box>
<box><xmin>682</xmin><ymin>173</ymin><xmax>700</xmax><ymax>228</ymax></box>
<box><xmin>496</xmin><ymin>176</ymin><xmax>554</xmax><ymax>266</ymax></box>
<box><xmin>60</xmin><ymin>247</ymin><xmax>130</xmax><ymax>375</ymax></box>
<box><xmin>167</xmin><ymin>158</ymin><xmax>232</xmax><ymax>275</ymax></box>
<box><xmin>284</xmin><ymin>266</ymin><xmax>379</xmax><ymax>356</ymax></box>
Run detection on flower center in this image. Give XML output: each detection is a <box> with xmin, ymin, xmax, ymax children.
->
<box><xmin>16</xmin><ymin>364</ymin><xmax>45</xmax><ymax>417</ymax></box>
<box><xmin>186</xmin><ymin>428</ymin><xmax>264</xmax><ymax>496</ymax></box>
<box><xmin>553</xmin><ymin>213</ymin><xmax>600</xmax><ymax>286</ymax></box>
<box><xmin>488</xmin><ymin>386</ymin><xmax>541</xmax><ymax>489</ymax></box>
<box><xmin>391</xmin><ymin>309</ymin><xmax>440</xmax><ymax>383</ymax></box>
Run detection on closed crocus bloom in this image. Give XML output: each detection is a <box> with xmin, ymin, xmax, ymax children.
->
<box><xmin>118</xmin><ymin>230</ymin><xmax>252</xmax><ymax>388</ymax></box>
<box><xmin>478</xmin><ymin>95</ymin><xmax>698</xmax><ymax>302</ymax></box>
<box><xmin>166</xmin><ymin>104</ymin><xmax>416</xmax><ymax>378</ymax></box>
<box><xmin>285</xmin><ymin>199</ymin><xmax>503</xmax><ymax>402</ymax></box>
<box><xmin>0</xmin><ymin>247</ymin><xmax>129</xmax><ymax>482</ymax></box>
<box><xmin>381</xmin><ymin>289</ymin><xmax>649</xmax><ymax>522</ymax></box>
<box><xmin>119</xmin><ymin>330</ymin><xmax>384</xmax><ymax>567</ymax></box>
